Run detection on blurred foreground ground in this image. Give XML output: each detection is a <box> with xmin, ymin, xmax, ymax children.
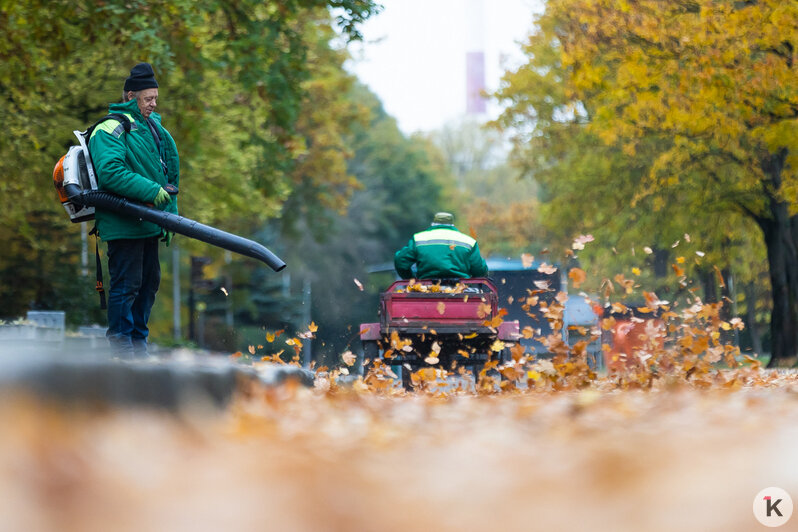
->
<box><xmin>0</xmin><ymin>371</ymin><xmax>797</xmax><ymax>532</ymax></box>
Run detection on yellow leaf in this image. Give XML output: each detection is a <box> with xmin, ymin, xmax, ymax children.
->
<box><xmin>632</xmin><ymin>267</ymin><xmax>641</xmax><ymax>276</ymax></box>
<box><xmin>676</xmin><ymin>256</ymin><xmax>685</xmax><ymax>264</ymax></box>
<box><xmin>308</xmin><ymin>321</ymin><xmax>318</xmax><ymax>333</ymax></box>
<box><xmin>286</xmin><ymin>338</ymin><xmax>303</xmax><ymax>348</ymax></box>
<box><xmin>437</xmin><ymin>301</ymin><xmax>446</xmax><ymax>315</ymax></box>
<box><xmin>490</xmin><ymin>340</ymin><xmax>506</xmax><ymax>352</ymax></box>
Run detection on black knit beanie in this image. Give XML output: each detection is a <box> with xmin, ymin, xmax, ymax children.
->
<box><xmin>124</xmin><ymin>63</ymin><xmax>159</xmax><ymax>92</ymax></box>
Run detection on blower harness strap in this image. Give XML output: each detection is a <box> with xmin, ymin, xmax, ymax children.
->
<box><xmin>89</xmin><ymin>226</ymin><xmax>106</xmax><ymax>310</ymax></box>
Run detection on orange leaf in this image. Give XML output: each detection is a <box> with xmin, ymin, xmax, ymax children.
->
<box><xmin>713</xmin><ymin>265</ymin><xmax>726</xmax><ymax>288</ymax></box>
<box><xmin>568</xmin><ymin>267</ymin><xmax>586</xmax><ymax>288</ymax></box>
<box><xmin>511</xmin><ymin>342</ymin><xmax>525</xmax><ymax>361</ymax></box>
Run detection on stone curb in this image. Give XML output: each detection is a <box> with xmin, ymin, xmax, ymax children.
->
<box><xmin>0</xmin><ymin>349</ymin><xmax>314</xmax><ymax>410</ymax></box>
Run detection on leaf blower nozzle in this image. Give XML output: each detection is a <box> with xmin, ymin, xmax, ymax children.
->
<box><xmin>63</xmin><ymin>184</ymin><xmax>286</xmax><ymax>272</ymax></box>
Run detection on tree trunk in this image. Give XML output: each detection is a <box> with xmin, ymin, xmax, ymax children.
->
<box><xmin>761</xmin><ymin>219</ymin><xmax>798</xmax><ymax>366</ymax></box>
<box><xmin>758</xmin><ymin>150</ymin><xmax>798</xmax><ymax>367</ymax></box>
<box><xmin>744</xmin><ymin>283</ymin><xmax>764</xmax><ymax>357</ymax></box>
<box><xmin>652</xmin><ymin>248</ymin><xmax>669</xmax><ymax>278</ymax></box>
<box><xmin>700</xmin><ymin>268</ymin><xmax>718</xmax><ymax>304</ymax></box>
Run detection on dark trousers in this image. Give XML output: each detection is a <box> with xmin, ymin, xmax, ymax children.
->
<box><xmin>106</xmin><ymin>237</ymin><xmax>160</xmax><ymax>358</ymax></box>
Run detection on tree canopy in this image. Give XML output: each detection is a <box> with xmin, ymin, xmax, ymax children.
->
<box><xmin>495</xmin><ymin>0</ymin><xmax>797</xmax><ymax>364</ymax></box>
<box><xmin>0</xmin><ymin>0</ymin><xmax>379</xmax><ymax>323</ymax></box>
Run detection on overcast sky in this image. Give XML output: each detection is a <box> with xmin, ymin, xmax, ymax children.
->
<box><xmin>345</xmin><ymin>0</ymin><xmax>544</xmax><ymax>135</ymax></box>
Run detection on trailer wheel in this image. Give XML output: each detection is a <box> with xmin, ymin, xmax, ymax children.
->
<box><xmin>500</xmin><ymin>346</ymin><xmax>513</xmax><ymax>364</ymax></box>
<box><xmin>471</xmin><ymin>363</ymin><xmax>484</xmax><ymax>386</ymax></box>
<box><xmin>361</xmin><ymin>340</ymin><xmax>379</xmax><ymax>376</ymax></box>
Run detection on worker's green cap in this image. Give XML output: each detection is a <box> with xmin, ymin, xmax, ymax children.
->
<box><xmin>432</xmin><ymin>212</ymin><xmax>454</xmax><ymax>225</ymax></box>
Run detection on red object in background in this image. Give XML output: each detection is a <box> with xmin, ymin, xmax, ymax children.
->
<box><xmin>603</xmin><ymin>308</ymin><xmax>664</xmax><ymax>371</ymax></box>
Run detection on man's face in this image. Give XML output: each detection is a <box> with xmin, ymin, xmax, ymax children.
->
<box><xmin>135</xmin><ymin>88</ymin><xmax>158</xmax><ymax>119</ymax></box>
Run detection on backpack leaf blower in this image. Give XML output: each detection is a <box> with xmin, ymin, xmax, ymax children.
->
<box><xmin>53</xmin><ymin>131</ymin><xmax>286</xmax><ymax>272</ymax></box>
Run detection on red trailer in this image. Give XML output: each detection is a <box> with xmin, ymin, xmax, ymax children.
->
<box><xmin>359</xmin><ymin>278</ymin><xmax>520</xmax><ymax>388</ymax></box>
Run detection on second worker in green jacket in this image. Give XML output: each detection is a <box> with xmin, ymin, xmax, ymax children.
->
<box><xmin>394</xmin><ymin>212</ymin><xmax>488</xmax><ymax>280</ymax></box>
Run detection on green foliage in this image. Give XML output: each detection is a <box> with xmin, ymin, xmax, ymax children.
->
<box><xmin>494</xmin><ymin>0</ymin><xmax>794</xmax><ymax>359</ymax></box>
<box><xmin>0</xmin><ymin>0</ymin><xmax>378</xmax><ymax>326</ymax></box>
<box><xmin>426</xmin><ymin>118</ymin><xmax>547</xmax><ymax>257</ymax></box>
<box><xmin>181</xmin><ymin>82</ymin><xmax>447</xmax><ymax>361</ymax></box>
<box><xmin>279</xmin><ymin>83</ymin><xmax>446</xmax><ymax>363</ymax></box>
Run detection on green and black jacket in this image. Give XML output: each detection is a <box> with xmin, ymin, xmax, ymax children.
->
<box><xmin>88</xmin><ymin>98</ymin><xmax>180</xmax><ymax>241</ymax></box>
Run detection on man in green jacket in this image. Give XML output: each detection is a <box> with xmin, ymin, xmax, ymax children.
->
<box><xmin>394</xmin><ymin>212</ymin><xmax>488</xmax><ymax>280</ymax></box>
<box><xmin>89</xmin><ymin>62</ymin><xmax>180</xmax><ymax>359</ymax></box>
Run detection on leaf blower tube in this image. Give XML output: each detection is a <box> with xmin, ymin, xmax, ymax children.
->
<box><xmin>64</xmin><ymin>184</ymin><xmax>286</xmax><ymax>272</ymax></box>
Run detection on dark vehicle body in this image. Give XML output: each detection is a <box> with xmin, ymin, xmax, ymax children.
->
<box><xmin>485</xmin><ymin>258</ymin><xmax>562</xmax><ymax>353</ymax></box>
